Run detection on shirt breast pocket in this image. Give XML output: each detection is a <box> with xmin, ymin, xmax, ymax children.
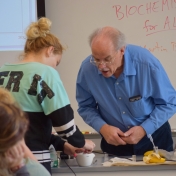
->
<box><xmin>128</xmin><ymin>98</ymin><xmax>152</xmax><ymax>117</ymax></box>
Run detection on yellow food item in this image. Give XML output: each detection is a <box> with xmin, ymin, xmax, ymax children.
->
<box><xmin>149</xmin><ymin>157</ymin><xmax>165</xmax><ymax>163</ymax></box>
<box><xmin>144</xmin><ymin>150</ymin><xmax>153</xmax><ymax>156</ymax></box>
<box><xmin>144</xmin><ymin>150</ymin><xmax>162</xmax><ymax>157</ymax></box>
<box><xmin>143</xmin><ymin>152</ymin><xmax>165</xmax><ymax>164</ymax></box>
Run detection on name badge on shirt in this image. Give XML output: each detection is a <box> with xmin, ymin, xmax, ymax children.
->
<box><xmin>129</xmin><ymin>95</ymin><xmax>142</xmax><ymax>102</ymax></box>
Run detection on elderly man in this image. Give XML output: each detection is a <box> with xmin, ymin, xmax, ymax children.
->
<box><xmin>76</xmin><ymin>26</ymin><xmax>176</xmax><ymax>156</ymax></box>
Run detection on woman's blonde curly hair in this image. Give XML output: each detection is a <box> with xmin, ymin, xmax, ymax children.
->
<box><xmin>24</xmin><ymin>17</ymin><xmax>65</xmax><ymax>55</ymax></box>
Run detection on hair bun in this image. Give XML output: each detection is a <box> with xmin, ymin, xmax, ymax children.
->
<box><xmin>26</xmin><ymin>17</ymin><xmax>51</xmax><ymax>39</ymax></box>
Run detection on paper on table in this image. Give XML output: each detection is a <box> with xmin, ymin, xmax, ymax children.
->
<box><xmin>102</xmin><ymin>157</ymin><xmax>176</xmax><ymax>167</ymax></box>
<box><xmin>158</xmin><ymin>150</ymin><xmax>176</xmax><ymax>160</ymax></box>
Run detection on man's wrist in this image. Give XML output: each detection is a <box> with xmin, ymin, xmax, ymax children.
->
<box><xmin>100</xmin><ymin>124</ymin><xmax>108</xmax><ymax>134</ymax></box>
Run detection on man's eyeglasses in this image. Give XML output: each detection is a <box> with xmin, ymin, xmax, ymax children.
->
<box><xmin>90</xmin><ymin>53</ymin><xmax>116</xmax><ymax>66</ymax></box>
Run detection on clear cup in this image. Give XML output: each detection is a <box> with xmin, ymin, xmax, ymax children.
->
<box><xmin>153</xmin><ymin>146</ymin><xmax>158</xmax><ymax>154</ymax></box>
<box><xmin>132</xmin><ymin>155</ymin><xmax>136</xmax><ymax>162</ymax></box>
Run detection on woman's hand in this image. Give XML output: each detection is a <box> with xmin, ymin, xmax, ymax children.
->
<box><xmin>63</xmin><ymin>142</ymin><xmax>85</xmax><ymax>157</ymax></box>
<box><xmin>5</xmin><ymin>140</ymin><xmax>25</xmax><ymax>172</ymax></box>
<box><xmin>83</xmin><ymin>139</ymin><xmax>96</xmax><ymax>153</ymax></box>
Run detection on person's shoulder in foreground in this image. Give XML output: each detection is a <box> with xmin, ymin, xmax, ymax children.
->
<box><xmin>25</xmin><ymin>158</ymin><xmax>51</xmax><ymax>176</ymax></box>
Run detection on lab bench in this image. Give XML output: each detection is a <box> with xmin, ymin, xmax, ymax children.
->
<box><xmin>52</xmin><ymin>153</ymin><xmax>176</xmax><ymax>176</ymax></box>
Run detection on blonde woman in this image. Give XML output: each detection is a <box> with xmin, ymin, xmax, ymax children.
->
<box><xmin>0</xmin><ymin>17</ymin><xmax>95</xmax><ymax>174</ymax></box>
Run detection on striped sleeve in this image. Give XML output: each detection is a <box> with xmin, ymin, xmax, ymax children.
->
<box><xmin>47</xmin><ymin>105</ymin><xmax>85</xmax><ymax>148</ymax></box>
<box><xmin>49</xmin><ymin>134</ymin><xmax>66</xmax><ymax>151</ymax></box>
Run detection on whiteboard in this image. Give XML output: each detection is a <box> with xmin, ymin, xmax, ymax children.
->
<box><xmin>45</xmin><ymin>0</ymin><xmax>176</xmax><ymax>131</ymax></box>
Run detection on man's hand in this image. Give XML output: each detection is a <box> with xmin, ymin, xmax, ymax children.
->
<box><xmin>100</xmin><ymin>124</ymin><xmax>126</xmax><ymax>146</ymax></box>
<box><xmin>121</xmin><ymin>126</ymin><xmax>146</xmax><ymax>144</ymax></box>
